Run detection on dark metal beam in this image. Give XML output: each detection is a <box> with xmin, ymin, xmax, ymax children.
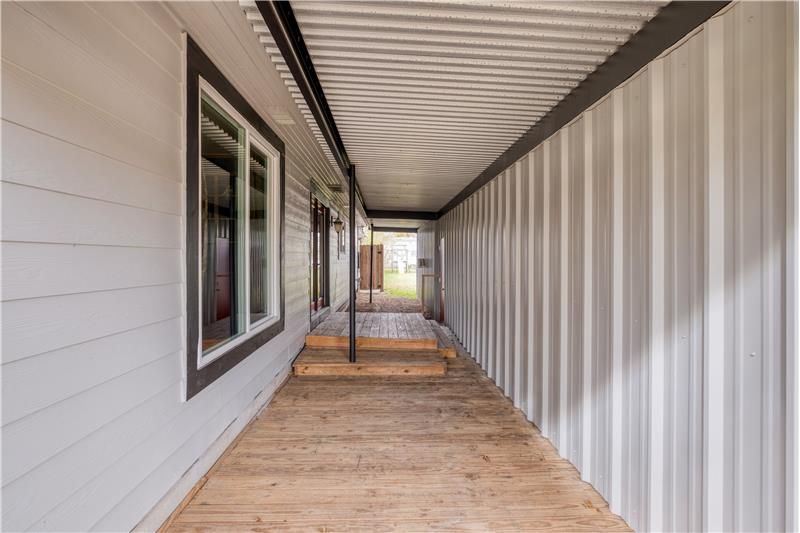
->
<box><xmin>373</xmin><ymin>226</ymin><xmax>418</xmax><ymax>234</ymax></box>
<box><xmin>437</xmin><ymin>1</ymin><xmax>730</xmax><ymax>217</ymax></box>
<box><xmin>257</xmin><ymin>0</ymin><xmax>369</xmax><ymax>226</ymax></box>
<box><xmin>368</xmin><ymin>223</ymin><xmax>374</xmax><ymax>304</ymax></box>
<box><xmin>348</xmin><ymin>165</ymin><xmax>357</xmax><ymax>363</ymax></box>
<box><xmin>367</xmin><ymin>210</ymin><xmax>437</xmax><ymax>221</ymax></box>
<box><xmin>355</xmin><ymin>183</ymin><xmax>367</xmax><ymax>218</ymax></box>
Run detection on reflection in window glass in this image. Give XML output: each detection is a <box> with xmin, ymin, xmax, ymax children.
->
<box><xmin>200</xmin><ymin>94</ymin><xmax>245</xmax><ymax>353</ymax></box>
<box><xmin>249</xmin><ymin>145</ymin><xmax>271</xmax><ymax>325</ymax></box>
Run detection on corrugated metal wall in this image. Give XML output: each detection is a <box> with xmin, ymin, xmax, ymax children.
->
<box><xmin>416</xmin><ymin>221</ymin><xmax>436</xmax><ymax>316</ymax></box>
<box><xmin>438</xmin><ymin>3</ymin><xmax>795</xmax><ymax>531</ymax></box>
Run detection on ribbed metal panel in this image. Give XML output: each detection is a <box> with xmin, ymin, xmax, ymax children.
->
<box><xmin>439</xmin><ymin>3</ymin><xmax>794</xmax><ymax>531</ymax></box>
<box><xmin>242</xmin><ymin>0</ymin><xmax>665</xmax><ymax>211</ymax></box>
<box><xmin>415</xmin><ymin>220</ymin><xmax>436</xmax><ymax>314</ymax></box>
<box><xmin>239</xmin><ymin>0</ymin><xmax>350</xmax><ymax>208</ymax></box>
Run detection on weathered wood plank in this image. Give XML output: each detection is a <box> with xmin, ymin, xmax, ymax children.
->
<box><xmin>429</xmin><ymin>320</ymin><xmax>458</xmax><ymax>358</ymax></box>
<box><xmin>304</xmin><ymin>336</ymin><xmax>437</xmax><ymax>350</ymax></box>
<box><xmin>293</xmin><ymin>348</ymin><xmax>446</xmax><ymax>376</ymax></box>
<box><xmin>307</xmin><ymin>312</ymin><xmax>438</xmax><ymax>350</ymax></box>
<box><xmin>166</xmin><ymin>347</ymin><xmax>630</xmax><ymax>532</ymax></box>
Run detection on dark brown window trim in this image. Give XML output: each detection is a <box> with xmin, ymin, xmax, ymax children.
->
<box><xmin>185</xmin><ymin>35</ymin><xmax>286</xmax><ymax>400</ymax></box>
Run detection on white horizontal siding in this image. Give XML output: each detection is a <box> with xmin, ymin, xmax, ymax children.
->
<box><xmin>3</xmin><ymin>120</ymin><xmax>182</xmax><ymax>215</ymax></box>
<box><xmin>329</xmin><ymin>220</ymin><xmax>349</xmax><ymax>311</ymax></box>
<box><xmin>1</xmin><ymin>58</ymin><xmax>180</xmax><ymax>180</ymax></box>
<box><xmin>2</xmin><ymin>318</ymin><xmax>182</xmax><ymax>424</ymax></box>
<box><xmin>440</xmin><ymin>3</ymin><xmax>794</xmax><ymax>531</ymax></box>
<box><xmin>12</xmin><ymin>1</ymin><xmax>182</xmax><ymax>112</ymax></box>
<box><xmin>2</xmin><ymin>284</ymin><xmax>183</xmax><ymax>365</ymax></box>
<box><xmin>0</xmin><ymin>0</ymin><xmax>337</xmax><ymax>530</ymax></box>
<box><xmin>2</xmin><ymin>182</ymin><xmax>181</xmax><ymax>248</ymax></box>
<box><xmin>1</xmin><ymin>243</ymin><xmax>181</xmax><ymax>301</ymax></box>
<box><xmin>3</xmin><ymin>3</ymin><xmax>181</xmax><ymax>147</ymax></box>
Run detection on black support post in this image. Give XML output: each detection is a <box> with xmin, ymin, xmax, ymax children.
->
<box><xmin>369</xmin><ymin>223</ymin><xmax>374</xmax><ymax>304</ymax></box>
<box><xmin>348</xmin><ymin>166</ymin><xmax>357</xmax><ymax>363</ymax></box>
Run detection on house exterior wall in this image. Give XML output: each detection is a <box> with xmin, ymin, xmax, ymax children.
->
<box><xmin>328</xmin><ymin>214</ymin><xmax>349</xmax><ymax>311</ymax></box>
<box><xmin>0</xmin><ymin>2</ymin><xmax>348</xmax><ymax>531</ymax></box>
<box><xmin>439</xmin><ymin>2</ymin><xmax>796</xmax><ymax>531</ymax></box>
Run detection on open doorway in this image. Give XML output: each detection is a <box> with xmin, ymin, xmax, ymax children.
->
<box><xmin>382</xmin><ymin>232</ymin><xmax>416</xmax><ymax>299</ymax></box>
<box><xmin>357</xmin><ymin>229</ymin><xmax>420</xmax><ymax>313</ymax></box>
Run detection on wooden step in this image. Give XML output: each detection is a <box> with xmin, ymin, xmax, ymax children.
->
<box><xmin>293</xmin><ymin>348</ymin><xmax>447</xmax><ymax>376</ymax></box>
<box><xmin>305</xmin><ymin>335</ymin><xmax>437</xmax><ymax>351</ymax></box>
<box><xmin>429</xmin><ymin>320</ymin><xmax>458</xmax><ymax>359</ymax></box>
<box><xmin>306</xmin><ymin>312</ymin><xmax>439</xmax><ymax>351</ymax></box>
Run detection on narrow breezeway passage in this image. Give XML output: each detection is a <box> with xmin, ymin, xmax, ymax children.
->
<box><xmin>163</xmin><ymin>347</ymin><xmax>630</xmax><ymax>532</ymax></box>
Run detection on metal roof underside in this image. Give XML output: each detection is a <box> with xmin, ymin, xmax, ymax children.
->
<box><xmin>241</xmin><ymin>0</ymin><xmax>666</xmax><ymax>212</ymax></box>
<box><xmin>369</xmin><ymin>218</ymin><xmax>426</xmax><ymax>230</ymax></box>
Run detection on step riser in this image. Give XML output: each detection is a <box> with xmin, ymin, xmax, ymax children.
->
<box><xmin>305</xmin><ymin>335</ymin><xmax>438</xmax><ymax>351</ymax></box>
<box><xmin>439</xmin><ymin>347</ymin><xmax>457</xmax><ymax>359</ymax></box>
<box><xmin>294</xmin><ymin>364</ymin><xmax>446</xmax><ymax>376</ymax></box>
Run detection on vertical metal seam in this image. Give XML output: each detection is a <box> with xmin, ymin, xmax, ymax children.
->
<box><xmin>582</xmin><ymin>110</ymin><xmax>594</xmax><ymax>482</ymax></box>
<box><xmin>542</xmin><ymin>140</ymin><xmax>551</xmax><ymax>437</ymax></box>
<box><xmin>527</xmin><ymin>151</ymin><xmax>537</xmax><ymax>421</ymax></box>
<box><xmin>515</xmin><ymin>160</ymin><xmax>525</xmax><ymax>410</ymax></box>
<box><xmin>649</xmin><ymin>56</ymin><xmax>667</xmax><ymax>532</ymax></box>
<box><xmin>505</xmin><ymin>169</ymin><xmax>514</xmax><ymax>395</ymax></box>
<box><xmin>787</xmin><ymin>3</ymin><xmax>800</xmax><ymax>530</ymax></box>
<box><xmin>611</xmin><ymin>88</ymin><xmax>625</xmax><ymax>513</ymax></box>
<box><xmin>704</xmin><ymin>12</ymin><xmax>727</xmax><ymax>531</ymax></box>
<box><xmin>560</xmin><ymin>129</ymin><xmax>571</xmax><ymax>456</ymax></box>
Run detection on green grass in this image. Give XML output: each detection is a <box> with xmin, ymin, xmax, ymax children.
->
<box><xmin>383</xmin><ymin>270</ymin><xmax>417</xmax><ymax>299</ymax></box>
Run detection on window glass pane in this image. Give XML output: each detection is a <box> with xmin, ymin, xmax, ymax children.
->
<box><xmin>201</xmin><ymin>94</ymin><xmax>246</xmax><ymax>353</ymax></box>
<box><xmin>249</xmin><ymin>144</ymin><xmax>271</xmax><ymax>325</ymax></box>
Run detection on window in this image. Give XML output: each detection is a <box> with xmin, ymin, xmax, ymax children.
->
<box><xmin>310</xmin><ymin>196</ymin><xmax>329</xmax><ymax>312</ymax></box>
<box><xmin>198</xmin><ymin>84</ymin><xmax>280</xmax><ymax>359</ymax></box>
<box><xmin>199</xmin><ymin>94</ymin><xmax>246</xmax><ymax>353</ymax></box>
<box><xmin>249</xmin><ymin>144</ymin><xmax>273</xmax><ymax>325</ymax></box>
<box><xmin>186</xmin><ymin>37</ymin><xmax>285</xmax><ymax>400</ymax></box>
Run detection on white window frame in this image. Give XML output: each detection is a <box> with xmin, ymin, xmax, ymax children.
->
<box><xmin>196</xmin><ymin>77</ymin><xmax>282</xmax><ymax>370</ymax></box>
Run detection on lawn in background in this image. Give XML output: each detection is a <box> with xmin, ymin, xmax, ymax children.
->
<box><xmin>383</xmin><ymin>270</ymin><xmax>417</xmax><ymax>299</ymax></box>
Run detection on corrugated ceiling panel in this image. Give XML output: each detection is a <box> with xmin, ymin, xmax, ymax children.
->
<box><xmin>240</xmin><ymin>0</ymin><xmax>351</xmax><ymax>211</ymax></box>
<box><xmin>241</xmin><ymin>0</ymin><xmax>666</xmax><ymax>211</ymax></box>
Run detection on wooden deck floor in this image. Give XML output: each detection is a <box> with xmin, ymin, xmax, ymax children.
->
<box><xmin>307</xmin><ymin>312</ymin><xmax>438</xmax><ymax>350</ymax></box>
<box><xmin>165</xmin><ymin>352</ymin><xmax>630</xmax><ymax>532</ymax></box>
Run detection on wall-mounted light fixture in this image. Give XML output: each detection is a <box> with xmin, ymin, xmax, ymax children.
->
<box><xmin>332</xmin><ymin>214</ymin><xmax>344</xmax><ymax>235</ymax></box>
<box><xmin>332</xmin><ymin>213</ymin><xmax>345</xmax><ymax>258</ymax></box>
